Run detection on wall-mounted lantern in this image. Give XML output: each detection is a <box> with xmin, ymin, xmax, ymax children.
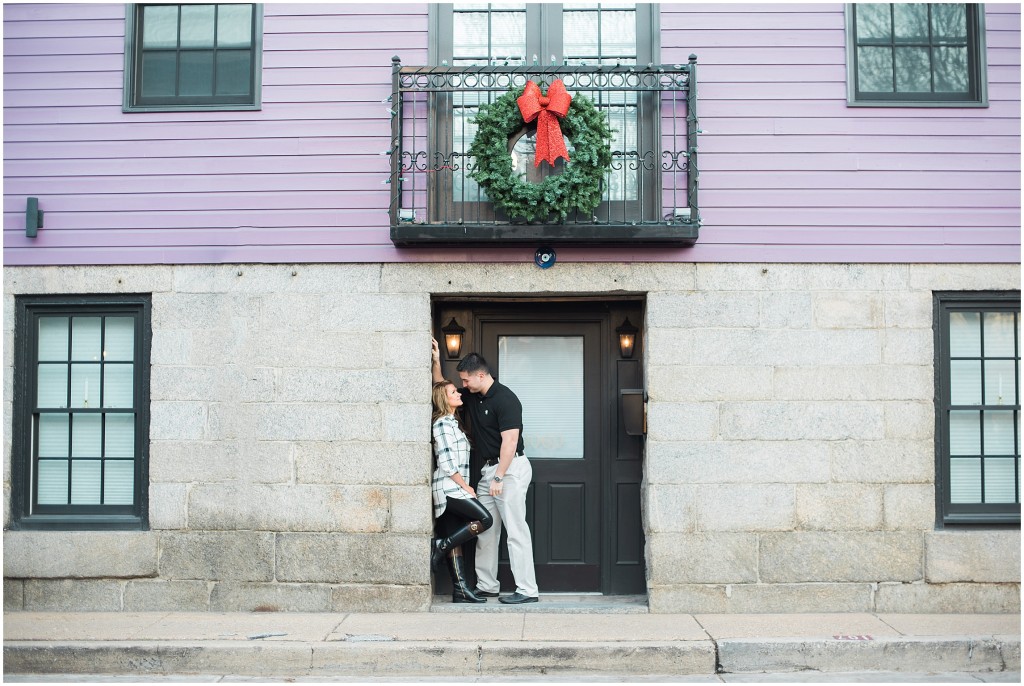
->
<box><xmin>441</xmin><ymin>318</ymin><xmax>466</xmax><ymax>359</ymax></box>
<box><xmin>26</xmin><ymin>197</ymin><xmax>43</xmax><ymax>238</ymax></box>
<box><xmin>616</xmin><ymin>318</ymin><xmax>639</xmax><ymax>359</ymax></box>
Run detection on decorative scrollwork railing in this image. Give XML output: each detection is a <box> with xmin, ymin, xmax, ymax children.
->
<box><xmin>389</xmin><ymin>58</ymin><xmax>699</xmax><ymax>245</ymax></box>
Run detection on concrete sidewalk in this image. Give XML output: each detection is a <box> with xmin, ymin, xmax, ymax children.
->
<box><xmin>3</xmin><ymin>610</ymin><xmax>1020</xmax><ymax>678</ymax></box>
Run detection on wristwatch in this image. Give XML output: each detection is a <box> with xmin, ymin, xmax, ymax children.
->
<box><xmin>492</xmin><ymin>475</ymin><xmax>503</xmax><ymax>483</ymax></box>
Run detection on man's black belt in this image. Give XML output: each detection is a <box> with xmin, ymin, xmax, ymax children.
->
<box><xmin>483</xmin><ymin>452</ymin><xmax>524</xmax><ymax>466</ymax></box>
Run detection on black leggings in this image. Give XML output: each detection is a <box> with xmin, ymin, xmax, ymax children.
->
<box><xmin>436</xmin><ymin>496</ymin><xmax>494</xmax><ymax>541</ymax></box>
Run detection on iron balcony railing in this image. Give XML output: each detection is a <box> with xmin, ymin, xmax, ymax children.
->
<box><xmin>388</xmin><ymin>56</ymin><xmax>700</xmax><ymax>246</ymax></box>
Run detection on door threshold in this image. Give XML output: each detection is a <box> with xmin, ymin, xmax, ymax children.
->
<box><xmin>429</xmin><ymin>594</ymin><xmax>648</xmax><ymax>613</ymax></box>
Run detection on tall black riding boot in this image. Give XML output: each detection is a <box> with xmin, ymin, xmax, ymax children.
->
<box><xmin>447</xmin><ymin>546</ymin><xmax>487</xmax><ymax>603</ymax></box>
<box><xmin>431</xmin><ymin>519</ymin><xmax>485</xmax><ymax>571</ymax></box>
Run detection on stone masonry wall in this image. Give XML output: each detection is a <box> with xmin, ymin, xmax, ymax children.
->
<box><xmin>3</xmin><ymin>263</ymin><xmax>1021</xmax><ymax>612</ymax></box>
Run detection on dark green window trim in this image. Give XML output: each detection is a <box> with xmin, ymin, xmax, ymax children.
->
<box><xmin>846</xmin><ymin>3</ymin><xmax>988</xmax><ymax>108</ymax></box>
<box><xmin>123</xmin><ymin>4</ymin><xmax>263</xmax><ymax>113</ymax></box>
<box><xmin>11</xmin><ymin>295</ymin><xmax>152</xmax><ymax>531</ymax></box>
<box><xmin>933</xmin><ymin>292</ymin><xmax>1020</xmax><ymax>528</ymax></box>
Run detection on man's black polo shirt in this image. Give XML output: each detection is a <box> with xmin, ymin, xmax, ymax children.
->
<box><xmin>455</xmin><ymin>381</ymin><xmax>526</xmax><ymax>466</ymax></box>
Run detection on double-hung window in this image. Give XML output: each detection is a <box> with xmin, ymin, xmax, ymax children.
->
<box><xmin>11</xmin><ymin>296</ymin><xmax>151</xmax><ymax>530</ymax></box>
<box><xmin>846</xmin><ymin>3</ymin><xmax>987</xmax><ymax>106</ymax></box>
<box><xmin>431</xmin><ymin>3</ymin><xmax>660</xmax><ymax>223</ymax></box>
<box><xmin>934</xmin><ymin>293</ymin><xmax>1020</xmax><ymax>526</ymax></box>
<box><xmin>124</xmin><ymin>3</ymin><xmax>263</xmax><ymax>112</ymax></box>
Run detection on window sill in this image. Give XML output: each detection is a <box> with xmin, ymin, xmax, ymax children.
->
<box><xmin>10</xmin><ymin>514</ymin><xmax>146</xmax><ymax>531</ymax></box>
<box><xmin>847</xmin><ymin>99</ymin><xmax>988</xmax><ymax>108</ymax></box>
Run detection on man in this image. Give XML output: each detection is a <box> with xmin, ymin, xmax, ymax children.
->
<box><xmin>432</xmin><ymin>339</ymin><xmax>539</xmax><ymax>604</ymax></box>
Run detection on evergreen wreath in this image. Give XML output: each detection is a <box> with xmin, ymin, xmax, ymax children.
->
<box><xmin>468</xmin><ymin>84</ymin><xmax>613</xmax><ymax>222</ymax></box>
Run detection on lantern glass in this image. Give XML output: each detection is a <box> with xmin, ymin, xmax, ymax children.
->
<box><xmin>619</xmin><ymin>333</ymin><xmax>635</xmax><ymax>358</ymax></box>
<box><xmin>445</xmin><ymin>333</ymin><xmax>462</xmax><ymax>358</ymax></box>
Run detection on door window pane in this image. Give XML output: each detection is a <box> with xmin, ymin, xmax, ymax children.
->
<box><xmin>499</xmin><ymin>336</ymin><xmax>584</xmax><ymax>459</ymax></box>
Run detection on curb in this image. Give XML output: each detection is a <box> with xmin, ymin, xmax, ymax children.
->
<box><xmin>3</xmin><ymin>640</ymin><xmax>719</xmax><ymax>677</ymax></box>
<box><xmin>718</xmin><ymin>636</ymin><xmax>1021</xmax><ymax>674</ymax></box>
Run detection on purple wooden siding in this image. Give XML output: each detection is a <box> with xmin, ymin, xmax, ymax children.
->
<box><xmin>3</xmin><ymin>2</ymin><xmax>1019</xmax><ymax>266</ymax></box>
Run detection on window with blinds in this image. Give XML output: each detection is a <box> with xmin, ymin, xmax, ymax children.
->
<box><xmin>935</xmin><ymin>293</ymin><xmax>1020</xmax><ymax>525</ymax></box>
<box><xmin>436</xmin><ymin>2</ymin><xmax>658</xmax><ymax>220</ymax></box>
<box><xmin>13</xmin><ymin>296</ymin><xmax>151</xmax><ymax>529</ymax></box>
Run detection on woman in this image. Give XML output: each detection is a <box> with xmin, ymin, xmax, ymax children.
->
<box><xmin>431</xmin><ymin>380</ymin><xmax>494</xmax><ymax>603</ymax></box>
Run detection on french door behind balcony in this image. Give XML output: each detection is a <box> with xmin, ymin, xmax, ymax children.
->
<box><xmin>430</xmin><ymin>3</ymin><xmax>659</xmax><ymax>225</ymax></box>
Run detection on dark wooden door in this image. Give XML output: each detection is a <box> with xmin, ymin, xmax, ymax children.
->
<box><xmin>481</xmin><ymin>319</ymin><xmax>602</xmax><ymax>591</ymax></box>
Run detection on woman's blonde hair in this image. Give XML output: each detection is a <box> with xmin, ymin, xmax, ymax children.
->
<box><xmin>431</xmin><ymin>380</ymin><xmax>456</xmax><ymax>424</ymax></box>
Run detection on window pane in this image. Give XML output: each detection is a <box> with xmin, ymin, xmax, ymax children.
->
<box><xmin>602</xmin><ymin>11</ymin><xmax>637</xmax><ymax>57</ymax></box>
<box><xmin>217</xmin><ymin>3</ymin><xmax>253</xmax><ymax>47</ymax></box>
<box><xmin>949</xmin><ymin>410</ymin><xmax>980</xmax><ymax>455</ymax></box>
<box><xmin>894</xmin><ymin>47</ymin><xmax>931</xmax><ymax>92</ymax></box>
<box><xmin>454</xmin><ymin>12</ymin><xmax>490</xmax><ymax>59</ymax></box>
<box><xmin>70</xmin><ymin>363</ymin><xmax>101</xmax><ymax>409</ymax></box>
<box><xmin>857</xmin><ymin>4</ymin><xmax>892</xmax><ymax>41</ymax></box>
<box><xmin>71</xmin><ymin>413</ymin><xmax>101</xmax><ymax>458</ymax></box>
<box><xmin>37</xmin><ymin>460</ymin><xmax>68</xmax><ymax>505</ymax></box>
<box><xmin>934</xmin><ymin>47</ymin><xmax>968</xmax><ymax>92</ymax></box>
<box><xmin>949</xmin><ymin>312</ymin><xmax>981</xmax><ymax>356</ymax></box>
<box><xmin>491</xmin><ymin>12</ymin><xmax>526</xmax><ymax>62</ymax></box>
<box><xmin>984</xmin><ymin>457</ymin><xmax>1018</xmax><ymax>504</ymax></box>
<box><xmin>38</xmin><ymin>317</ymin><xmax>69</xmax><ymax>361</ymax></box>
<box><xmin>950</xmin><ymin>457</ymin><xmax>981</xmax><ymax>503</ymax></box>
<box><xmin>104</xmin><ymin>460</ymin><xmax>135</xmax><ymax>505</ymax></box>
<box><xmin>70</xmin><ymin>460</ymin><xmax>101</xmax><ymax>505</ymax></box>
<box><xmin>103</xmin><ymin>365</ymin><xmax>134</xmax><ymax>409</ymax></box>
<box><xmin>215</xmin><ymin>51</ymin><xmax>252</xmax><ymax>96</ymax></box>
<box><xmin>141</xmin><ymin>51</ymin><xmax>177</xmax><ymax>97</ymax></box>
<box><xmin>71</xmin><ymin>317</ymin><xmax>101</xmax><ymax>361</ymax></box>
<box><xmin>499</xmin><ymin>336</ymin><xmax>584</xmax><ymax>459</ymax></box>
<box><xmin>857</xmin><ymin>46</ymin><xmax>894</xmax><ymax>92</ymax></box>
<box><xmin>983</xmin><ymin>411</ymin><xmax>1016</xmax><ymax>456</ymax></box>
<box><xmin>38</xmin><ymin>414</ymin><xmax>69</xmax><ymax>457</ymax></box>
<box><xmin>932</xmin><ymin>4</ymin><xmax>967</xmax><ymax>41</ymax></box>
<box><xmin>983</xmin><ymin>312</ymin><xmax>1017</xmax><ymax>357</ymax></box>
<box><xmin>37</xmin><ymin>364</ymin><xmax>68</xmax><ymax>408</ymax></box>
<box><xmin>180</xmin><ymin>4</ymin><xmax>215</xmax><ymax>47</ymax></box>
<box><xmin>564</xmin><ymin>11</ymin><xmax>598</xmax><ymax>58</ymax></box>
<box><xmin>179</xmin><ymin>51</ymin><xmax>214</xmax><ymax>96</ymax></box>
<box><xmin>949</xmin><ymin>360</ymin><xmax>981</xmax><ymax>405</ymax></box>
<box><xmin>893</xmin><ymin>3</ymin><xmax>928</xmax><ymax>43</ymax></box>
<box><xmin>104</xmin><ymin>317</ymin><xmax>135</xmax><ymax>362</ymax></box>
<box><xmin>105</xmin><ymin>414</ymin><xmax>135</xmax><ymax>458</ymax></box>
<box><xmin>143</xmin><ymin>5</ymin><xmax>178</xmax><ymax>48</ymax></box>
<box><xmin>985</xmin><ymin>360</ymin><xmax>1017</xmax><ymax>406</ymax></box>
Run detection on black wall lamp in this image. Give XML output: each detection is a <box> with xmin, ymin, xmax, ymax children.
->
<box><xmin>26</xmin><ymin>197</ymin><xmax>43</xmax><ymax>237</ymax></box>
<box><xmin>616</xmin><ymin>318</ymin><xmax>639</xmax><ymax>359</ymax></box>
<box><xmin>441</xmin><ymin>318</ymin><xmax>466</xmax><ymax>359</ymax></box>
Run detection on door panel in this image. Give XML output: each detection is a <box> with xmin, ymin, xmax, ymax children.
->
<box><xmin>483</xmin><ymin>321</ymin><xmax>602</xmax><ymax>592</ymax></box>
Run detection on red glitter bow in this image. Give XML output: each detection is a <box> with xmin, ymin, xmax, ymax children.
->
<box><xmin>516</xmin><ymin>80</ymin><xmax>572</xmax><ymax>167</ymax></box>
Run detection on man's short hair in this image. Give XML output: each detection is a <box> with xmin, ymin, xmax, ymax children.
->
<box><xmin>456</xmin><ymin>352</ymin><xmax>491</xmax><ymax>376</ymax></box>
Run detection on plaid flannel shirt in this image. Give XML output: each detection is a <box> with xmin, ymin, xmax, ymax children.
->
<box><xmin>431</xmin><ymin>414</ymin><xmax>473</xmax><ymax>518</ymax></box>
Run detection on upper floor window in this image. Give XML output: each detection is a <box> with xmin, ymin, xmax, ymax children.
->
<box><xmin>934</xmin><ymin>293</ymin><xmax>1020</xmax><ymax>526</ymax></box>
<box><xmin>123</xmin><ymin>3</ymin><xmax>263</xmax><ymax>112</ymax></box>
<box><xmin>847</xmin><ymin>3</ymin><xmax>988</xmax><ymax>107</ymax></box>
<box><xmin>11</xmin><ymin>296</ymin><xmax>152</xmax><ymax>530</ymax></box>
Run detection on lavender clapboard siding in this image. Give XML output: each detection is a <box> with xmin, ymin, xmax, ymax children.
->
<box><xmin>3</xmin><ymin>2</ymin><xmax>1020</xmax><ymax>266</ymax></box>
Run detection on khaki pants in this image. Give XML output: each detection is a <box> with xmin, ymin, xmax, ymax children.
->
<box><xmin>475</xmin><ymin>456</ymin><xmax>538</xmax><ymax>598</ymax></box>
